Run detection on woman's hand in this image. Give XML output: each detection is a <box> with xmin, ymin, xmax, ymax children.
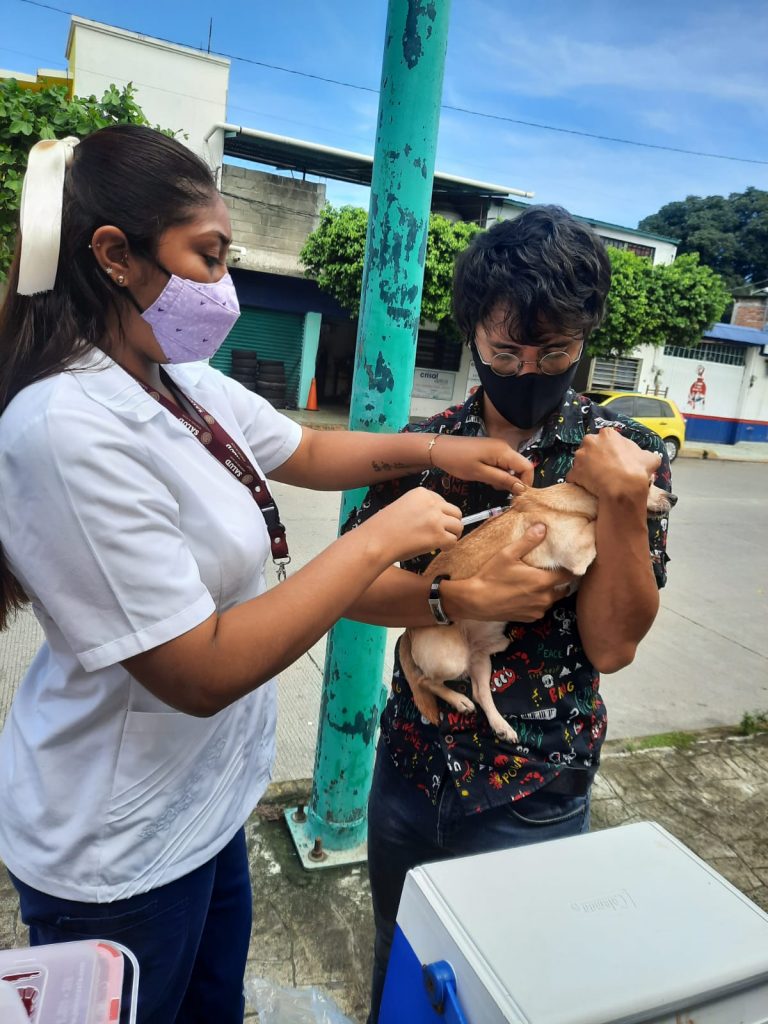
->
<box><xmin>428</xmin><ymin>435</ymin><xmax>534</xmax><ymax>491</ymax></box>
<box><xmin>361</xmin><ymin>488</ymin><xmax>463</xmax><ymax>564</ymax></box>
<box><xmin>567</xmin><ymin>429</ymin><xmax>662</xmax><ymax>502</ymax></box>
<box><xmin>443</xmin><ymin>524</ymin><xmax>574</xmax><ymax>623</ymax></box>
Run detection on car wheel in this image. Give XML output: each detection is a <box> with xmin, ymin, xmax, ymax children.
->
<box><xmin>664</xmin><ymin>437</ymin><xmax>680</xmax><ymax>462</ymax></box>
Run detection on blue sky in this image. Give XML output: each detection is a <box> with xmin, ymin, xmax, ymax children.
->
<box><xmin>3</xmin><ymin>0</ymin><xmax>766</xmax><ymax>230</ymax></box>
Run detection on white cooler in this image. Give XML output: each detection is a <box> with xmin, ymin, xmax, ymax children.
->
<box><xmin>379</xmin><ymin>821</ymin><xmax>768</xmax><ymax>1024</ymax></box>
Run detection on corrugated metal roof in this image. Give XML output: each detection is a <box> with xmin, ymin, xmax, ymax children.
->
<box><xmin>703</xmin><ymin>322</ymin><xmax>768</xmax><ymax>346</ymax></box>
<box><xmin>218</xmin><ymin>125</ymin><xmax>532</xmax><ymax>198</ymax></box>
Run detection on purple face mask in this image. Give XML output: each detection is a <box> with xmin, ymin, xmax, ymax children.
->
<box><xmin>141</xmin><ymin>272</ymin><xmax>240</xmax><ymax>363</ymax></box>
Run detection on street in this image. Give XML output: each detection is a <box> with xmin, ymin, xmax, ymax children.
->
<box><xmin>272</xmin><ymin>457</ymin><xmax>768</xmax><ymax>759</ymax></box>
<box><xmin>601</xmin><ymin>458</ymin><xmax>768</xmax><ymax>738</ymax></box>
<box><xmin>1</xmin><ymin>459</ymin><xmax>766</xmax><ymax>781</ymax></box>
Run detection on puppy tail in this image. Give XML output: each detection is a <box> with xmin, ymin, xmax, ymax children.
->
<box><xmin>399</xmin><ymin>631</ymin><xmax>440</xmax><ymax>726</ymax></box>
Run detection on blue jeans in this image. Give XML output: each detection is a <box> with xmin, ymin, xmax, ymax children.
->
<box><xmin>9</xmin><ymin>828</ymin><xmax>252</xmax><ymax>1024</ymax></box>
<box><xmin>367</xmin><ymin>746</ymin><xmax>591</xmax><ymax>1024</ymax></box>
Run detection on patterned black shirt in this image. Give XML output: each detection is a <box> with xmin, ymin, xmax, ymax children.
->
<box><xmin>346</xmin><ymin>387</ymin><xmax>672</xmax><ymax>814</ymax></box>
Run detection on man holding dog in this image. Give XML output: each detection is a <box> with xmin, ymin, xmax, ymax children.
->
<box><xmin>343</xmin><ymin>205</ymin><xmax>672</xmax><ymax>1022</ymax></box>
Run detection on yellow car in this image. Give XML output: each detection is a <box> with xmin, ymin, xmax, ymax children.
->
<box><xmin>583</xmin><ymin>390</ymin><xmax>686</xmax><ymax>462</ymax></box>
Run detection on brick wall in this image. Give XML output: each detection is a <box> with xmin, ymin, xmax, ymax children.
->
<box><xmin>732</xmin><ymin>297</ymin><xmax>768</xmax><ymax>330</ymax></box>
<box><xmin>221</xmin><ymin>165</ymin><xmax>326</xmax><ymax>277</ymax></box>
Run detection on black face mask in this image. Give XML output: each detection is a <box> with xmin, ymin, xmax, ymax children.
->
<box><xmin>470</xmin><ymin>344</ymin><xmax>579</xmax><ymax>430</ymax></box>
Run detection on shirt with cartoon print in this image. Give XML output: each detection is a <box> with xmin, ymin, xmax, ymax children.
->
<box><xmin>344</xmin><ymin>387</ymin><xmax>672</xmax><ymax>814</ymax></box>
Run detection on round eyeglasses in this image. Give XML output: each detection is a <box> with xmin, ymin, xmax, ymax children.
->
<box><xmin>475</xmin><ymin>341</ymin><xmax>584</xmax><ymax>378</ymax></box>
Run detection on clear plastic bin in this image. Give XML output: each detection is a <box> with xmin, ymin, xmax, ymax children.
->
<box><xmin>0</xmin><ymin>939</ymin><xmax>138</xmax><ymax>1023</ymax></box>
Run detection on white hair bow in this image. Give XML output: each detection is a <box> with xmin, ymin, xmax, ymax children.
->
<box><xmin>18</xmin><ymin>136</ymin><xmax>80</xmax><ymax>296</ymax></box>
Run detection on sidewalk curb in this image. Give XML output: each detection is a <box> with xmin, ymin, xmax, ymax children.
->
<box><xmin>602</xmin><ymin>723</ymin><xmax>744</xmax><ymax>750</ymax></box>
<box><xmin>679</xmin><ymin>448</ymin><xmax>715</xmax><ymax>460</ymax></box>
<box><xmin>261</xmin><ymin>726</ymin><xmax>767</xmax><ymax>810</ymax></box>
<box><xmin>603</xmin><ymin>724</ymin><xmax>768</xmax><ymax>757</ymax></box>
<box><xmin>680</xmin><ymin>448</ymin><xmax>768</xmax><ymax>463</ymax></box>
<box><xmin>262</xmin><ymin>778</ymin><xmax>312</xmax><ymax>807</ymax></box>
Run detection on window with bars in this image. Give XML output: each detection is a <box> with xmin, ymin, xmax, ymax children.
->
<box><xmin>416</xmin><ymin>330</ymin><xmax>463</xmax><ymax>371</ymax></box>
<box><xmin>599</xmin><ymin>235</ymin><xmax>656</xmax><ymax>261</ymax></box>
<box><xmin>588</xmin><ymin>357</ymin><xmax>642</xmax><ymax>390</ymax></box>
<box><xmin>663</xmin><ymin>342</ymin><xmax>746</xmax><ymax>366</ymax></box>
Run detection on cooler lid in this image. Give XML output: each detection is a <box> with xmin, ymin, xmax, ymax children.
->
<box><xmin>401</xmin><ymin>821</ymin><xmax>768</xmax><ymax>1024</ymax></box>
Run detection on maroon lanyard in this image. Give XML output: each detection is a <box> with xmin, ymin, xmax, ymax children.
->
<box><xmin>135</xmin><ymin>371</ymin><xmax>291</xmax><ymax>578</ymax></box>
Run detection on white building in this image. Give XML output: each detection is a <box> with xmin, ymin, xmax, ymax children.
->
<box><xmin>491</xmin><ymin>199</ymin><xmax>678</xmax><ymax>267</ymax></box>
<box><xmin>627</xmin><ymin>325</ymin><xmax>768</xmax><ymax>444</ymax></box>
<box><xmin>66</xmin><ymin>17</ymin><xmax>229</xmax><ymax>167</ymax></box>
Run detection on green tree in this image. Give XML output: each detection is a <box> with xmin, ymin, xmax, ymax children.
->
<box><xmin>0</xmin><ymin>80</ymin><xmax>170</xmax><ymax>278</ymax></box>
<box><xmin>422</xmin><ymin>215</ymin><xmax>480</xmax><ymax>324</ymax></box>
<box><xmin>303</xmin><ymin>207</ymin><xmax>729</xmax><ymax>359</ymax></box>
<box><xmin>646</xmin><ymin>253</ymin><xmax>730</xmax><ymax>349</ymax></box>
<box><xmin>638</xmin><ymin>188</ymin><xmax>768</xmax><ymax>288</ymax></box>
<box><xmin>300</xmin><ymin>204</ymin><xmax>480</xmax><ymax>325</ymax></box>
<box><xmin>299</xmin><ymin>205</ymin><xmax>369</xmax><ymax>315</ymax></box>
<box><xmin>588</xmin><ymin>248</ymin><xmax>657</xmax><ymax>357</ymax></box>
<box><xmin>589</xmin><ymin>248</ymin><xmax>730</xmax><ymax>358</ymax></box>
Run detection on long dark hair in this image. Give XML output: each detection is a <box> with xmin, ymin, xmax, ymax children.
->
<box><xmin>0</xmin><ymin>124</ymin><xmax>217</xmax><ymax>629</ymax></box>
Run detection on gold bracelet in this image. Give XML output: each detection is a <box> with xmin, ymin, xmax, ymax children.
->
<box><xmin>427</xmin><ymin>435</ymin><xmax>439</xmax><ymax>467</ymax></box>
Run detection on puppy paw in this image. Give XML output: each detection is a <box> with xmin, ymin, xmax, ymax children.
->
<box><xmin>454</xmin><ymin>694</ymin><xmax>476</xmax><ymax>715</ymax></box>
<box><xmin>494</xmin><ymin>722</ymin><xmax>519</xmax><ymax>743</ymax></box>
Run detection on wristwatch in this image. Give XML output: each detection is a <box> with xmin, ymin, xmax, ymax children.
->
<box><xmin>428</xmin><ymin>574</ymin><xmax>453</xmax><ymax>626</ymax></box>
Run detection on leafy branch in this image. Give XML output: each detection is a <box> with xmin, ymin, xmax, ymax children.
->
<box><xmin>0</xmin><ymin>80</ymin><xmax>177</xmax><ymax>279</ymax></box>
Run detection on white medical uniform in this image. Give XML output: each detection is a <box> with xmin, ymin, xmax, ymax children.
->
<box><xmin>0</xmin><ymin>352</ymin><xmax>302</xmax><ymax>902</ymax></box>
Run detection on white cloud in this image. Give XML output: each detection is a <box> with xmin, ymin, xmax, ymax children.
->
<box><xmin>639</xmin><ymin>109</ymin><xmax>685</xmax><ymax>136</ymax></box>
<box><xmin>434</xmin><ymin>112</ymin><xmax>762</xmax><ymax>228</ymax></box>
<box><xmin>218</xmin><ymin>0</ymin><xmax>763</xmax><ymax>232</ymax></box>
<box><xmin>457</xmin><ymin>2</ymin><xmax>768</xmax><ymax>105</ymax></box>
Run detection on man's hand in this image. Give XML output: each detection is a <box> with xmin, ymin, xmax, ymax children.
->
<box><xmin>443</xmin><ymin>524</ymin><xmax>574</xmax><ymax>624</ymax></box>
<box><xmin>567</xmin><ymin>428</ymin><xmax>662</xmax><ymax>501</ymax></box>
<box><xmin>429</xmin><ymin>435</ymin><xmax>535</xmax><ymax>492</ymax></box>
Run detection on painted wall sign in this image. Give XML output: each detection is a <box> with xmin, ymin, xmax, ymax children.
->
<box><xmin>412</xmin><ymin>367</ymin><xmax>456</xmax><ymax>401</ymax></box>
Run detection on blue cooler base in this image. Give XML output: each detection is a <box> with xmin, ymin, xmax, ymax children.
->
<box><xmin>379</xmin><ymin>823</ymin><xmax>768</xmax><ymax>1024</ymax></box>
<box><xmin>380</xmin><ymin>926</ymin><xmax>469</xmax><ymax>1024</ymax></box>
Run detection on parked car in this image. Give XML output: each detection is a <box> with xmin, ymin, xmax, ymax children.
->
<box><xmin>583</xmin><ymin>390</ymin><xmax>686</xmax><ymax>461</ymax></box>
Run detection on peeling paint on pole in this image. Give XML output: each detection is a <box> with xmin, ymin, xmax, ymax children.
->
<box><xmin>303</xmin><ymin>0</ymin><xmax>453</xmax><ymax>855</ymax></box>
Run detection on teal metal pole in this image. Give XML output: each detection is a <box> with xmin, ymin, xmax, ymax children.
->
<box><xmin>289</xmin><ymin>0</ymin><xmax>453</xmax><ymax>863</ymax></box>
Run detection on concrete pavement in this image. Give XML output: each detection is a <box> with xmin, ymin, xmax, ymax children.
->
<box><xmin>2</xmin><ymin>731</ymin><xmax>765</xmax><ymax>1021</ymax></box>
<box><xmin>243</xmin><ymin>730</ymin><xmax>768</xmax><ymax>1021</ymax></box>
<box><xmin>0</xmin><ymin>422</ymin><xmax>767</xmax><ymax>1021</ymax></box>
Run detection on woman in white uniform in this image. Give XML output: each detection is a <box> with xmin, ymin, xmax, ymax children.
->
<box><xmin>0</xmin><ymin>125</ymin><xmax>526</xmax><ymax>1023</ymax></box>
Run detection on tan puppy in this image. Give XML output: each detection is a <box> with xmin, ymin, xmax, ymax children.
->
<box><xmin>400</xmin><ymin>481</ymin><xmax>676</xmax><ymax>742</ymax></box>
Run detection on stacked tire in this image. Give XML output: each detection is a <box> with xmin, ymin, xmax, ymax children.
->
<box><xmin>229</xmin><ymin>349</ymin><xmax>259</xmax><ymax>391</ymax></box>
<box><xmin>255</xmin><ymin>360</ymin><xmax>288</xmax><ymax>409</ymax></box>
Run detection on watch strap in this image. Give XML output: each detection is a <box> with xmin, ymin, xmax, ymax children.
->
<box><xmin>428</xmin><ymin>573</ymin><xmax>452</xmax><ymax>626</ymax></box>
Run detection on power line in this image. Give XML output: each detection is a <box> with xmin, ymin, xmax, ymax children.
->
<box><xmin>0</xmin><ymin>44</ymin><xmax>381</xmax><ymax>155</ymax></box>
<box><xmin>15</xmin><ymin>0</ymin><xmax>768</xmax><ymax>167</ymax></box>
<box><xmin>440</xmin><ymin>106</ymin><xmax>768</xmax><ymax>167</ymax></box>
<box><xmin>16</xmin><ymin>0</ymin><xmax>380</xmax><ymax>93</ymax></box>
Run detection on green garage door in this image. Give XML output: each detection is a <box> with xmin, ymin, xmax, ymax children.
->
<box><xmin>211</xmin><ymin>307</ymin><xmax>304</xmax><ymax>407</ymax></box>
